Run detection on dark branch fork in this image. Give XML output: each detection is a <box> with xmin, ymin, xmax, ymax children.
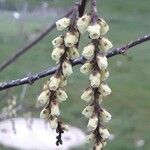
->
<box><xmin>0</xmin><ymin>34</ymin><xmax>149</xmax><ymax>91</ymax></box>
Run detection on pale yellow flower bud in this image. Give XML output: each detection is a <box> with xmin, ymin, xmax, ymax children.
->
<box><xmin>94</xmin><ymin>142</ymin><xmax>103</xmax><ymax>150</ymax></box>
<box><xmin>100</xmin><ymin>109</ymin><xmax>112</xmax><ymax>122</ymax></box>
<box><xmin>97</xmin><ymin>55</ymin><xmax>108</xmax><ymax>70</ymax></box>
<box><xmin>82</xmin><ymin>43</ymin><xmax>95</xmax><ymax>60</ymax></box>
<box><xmin>59</xmin><ymin>75</ymin><xmax>67</xmax><ymax>87</ymax></box>
<box><xmin>56</xmin><ymin>89</ymin><xmax>68</xmax><ymax>102</ymax></box>
<box><xmin>51</xmin><ymin>47</ymin><xmax>65</xmax><ymax>61</ymax></box>
<box><xmin>12</xmin><ymin>99</ymin><xmax>17</xmax><ymax>106</ymax></box>
<box><xmin>62</xmin><ymin>60</ymin><xmax>73</xmax><ymax>76</ymax></box>
<box><xmin>56</xmin><ymin>17</ymin><xmax>70</xmax><ymax>31</ymax></box>
<box><xmin>100</xmin><ymin>70</ymin><xmax>109</xmax><ymax>81</ymax></box>
<box><xmin>99</xmin><ymin>83</ymin><xmax>111</xmax><ymax>96</ymax></box>
<box><xmin>43</xmin><ymin>82</ymin><xmax>50</xmax><ymax>91</ymax></box>
<box><xmin>64</xmin><ymin>32</ymin><xmax>78</xmax><ymax>47</ymax></box>
<box><xmin>85</xmin><ymin>132</ymin><xmax>95</xmax><ymax>143</ymax></box>
<box><xmin>68</xmin><ymin>47</ymin><xmax>79</xmax><ymax>59</ymax></box>
<box><xmin>61</xmin><ymin>123</ymin><xmax>69</xmax><ymax>131</ymax></box>
<box><xmin>49</xmin><ymin>76</ymin><xmax>60</xmax><ymax>91</ymax></box>
<box><xmin>51</xmin><ymin>101</ymin><xmax>60</xmax><ymax>116</ymax></box>
<box><xmin>87</xmin><ymin>23</ymin><xmax>101</xmax><ymax>39</ymax></box>
<box><xmin>77</xmin><ymin>14</ymin><xmax>91</xmax><ymax>34</ymax></box>
<box><xmin>98</xmin><ymin>18</ymin><xmax>109</xmax><ymax>35</ymax></box>
<box><xmin>89</xmin><ymin>71</ymin><xmax>101</xmax><ymax>87</ymax></box>
<box><xmin>40</xmin><ymin>108</ymin><xmax>50</xmax><ymax>119</ymax></box>
<box><xmin>102</xmin><ymin>141</ymin><xmax>107</xmax><ymax>147</ymax></box>
<box><xmin>82</xmin><ymin>105</ymin><xmax>94</xmax><ymax>118</ymax></box>
<box><xmin>99</xmin><ymin>37</ymin><xmax>113</xmax><ymax>51</ymax></box>
<box><xmin>80</xmin><ymin>62</ymin><xmax>92</xmax><ymax>74</ymax></box>
<box><xmin>49</xmin><ymin>116</ymin><xmax>58</xmax><ymax>129</ymax></box>
<box><xmin>87</xmin><ymin>115</ymin><xmax>98</xmax><ymax>130</ymax></box>
<box><xmin>52</xmin><ymin>35</ymin><xmax>64</xmax><ymax>48</ymax></box>
<box><xmin>99</xmin><ymin>128</ymin><xmax>110</xmax><ymax>140</ymax></box>
<box><xmin>81</xmin><ymin>88</ymin><xmax>94</xmax><ymax>103</ymax></box>
<box><xmin>38</xmin><ymin>90</ymin><xmax>50</xmax><ymax>105</ymax></box>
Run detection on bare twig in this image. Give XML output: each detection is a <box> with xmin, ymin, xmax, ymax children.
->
<box><xmin>0</xmin><ymin>10</ymin><xmax>74</xmax><ymax>72</ymax></box>
<box><xmin>106</xmin><ymin>34</ymin><xmax>150</xmax><ymax>58</ymax></box>
<box><xmin>0</xmin><ymin>0</ymin><xmax>90</xmax><ymax>73</ymax></box>
<box><xmin>0</xmin><ymin>34</ymin><xmax>149</xmax><ymax>91</ymax></box>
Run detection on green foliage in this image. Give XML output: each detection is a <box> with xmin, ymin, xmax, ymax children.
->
<box><xmin>0</xmin><ymin>0</ymin><xmax>150</xmax><ymax>150</ymax></box>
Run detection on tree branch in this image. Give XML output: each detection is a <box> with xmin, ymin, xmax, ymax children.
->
<box><xmin>0</xmin><ymin>8</ymin><xmax>77</xmax><ymax>73</ymax></box>
<box><xmin>0</xmin><ymin>0</ymin><xmax>90</xmax><ymax>73</ymax></box>
<box><xmin>0</xmin><ymin>35</ymin><xmax>149</xmax><ymax>91</ymax></box>
<box><xmin>106</xmin><ymin>34</ymin><xmax>150</xmax><ymax>58</ymax></box>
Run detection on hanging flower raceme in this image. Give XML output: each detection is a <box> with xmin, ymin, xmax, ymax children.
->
<box><xmin>78</xmin><ymin>2</ymin><xmax>113</xmax><ymax>148</ymax></box>
<box><xmin>38</xmin><ymin>4</ymin><xmax>80</xmax><ymax>146</ymax></box>
<box><xmin>37</xmin><ymin>0</ymin><xmax>114</xmax><ymax>149</ymax></box>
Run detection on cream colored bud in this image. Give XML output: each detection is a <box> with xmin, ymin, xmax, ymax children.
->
<box><xmin>89</xmin><ymin>71</ymin><xmax>101</xmax><ymax>87</ymax></box>
<box><xmin>52</xmin><ymin>36</ymin><xmax>64</xmax><ymax>48</ymax></box>
<box><xmin>51</xmin><ymin>47</ymin><xmax>65</xmax><ymax>61</ymax></box>
<box><xmin>38</xmin><ymin>90</ymin><xmax>50</xmax><ymax>105</ymax></box>
<box><xmin>51</xmin><ymin>101</ymin><xmax>60</xmax><ymax>116</ymax></box>
<box><xmin>56</xmin><ymin>89</ymin><xmax>68</xmax><ymax>102</ymax></box>
<box><xmin>87</xmin><ymin>115</ymin><xmax>98</xmax><ymax>130</ymax></box>
<box><xmin>59</xmin><ymin>75</ymin><xmax>67</xmax><ymax>87</ymax></box>
<box><xmin>12</xmin><ymin>109</ymin><xmax>17</xmax><ymax>117</ymax></box>
<box><xmin>94</xmin><ymin>142</ymin><xmax>103</xmax><ymax>150</ymax></box>
<box><xmin>82</xmin><ymin>43</ymin><xmax>95</xmax><ymax>60</ymax></box>
<box><xmin>99</xmin><ymin>128</ymin><xmax>110</xmax><ymax>140</ymax></box>
<box><xmin>100</xmin><ymin>109</ymin><xmax>112</xmax><ymax>122</ymax></box>
<box><xmin>80</xmin><ymin>62</ymin><xmax>92</xmax><ymax>74</ymax></box>
<box><xmin>40</xmin><ymin>108</ymin><xmax>50</xmax><ymax>119</ymax></box>
<box><xmin>68</xmin><ymin>47</ymin><xmax>79</xmax><ymax>59</ymax></box>
<box><xmin>102</xmin><ymin>141</ymin><xmax>107</xmax><ymax>147</ymax></box>
<box><xmin>8</xmin><ymin>105</ymin><xmax>13</xmax><ymax>110</ymax></box>
<box><xmin>87</xmin><ymin>23</ymin><xmax>101</xmax><ymax>39</ymax></box>
<box><xmin>77</xmin><ymin>14</ymin><xmax>91</xmax><ymax>34</ymax></box>
<box><xmin>99</xmin><ymin>83</ymin><xmax>111</xmax><ymax>96</ymax></box>
<box><xmin>100</xmin><ymin>70</ymin><xmax>109</xmax><ymax>81</ymax></box>
<box><xmin>85</xmin><ymin>132</ymin><xmax>95</xmax><ymax>143</ymax></box>
<box><xmin>61</xmin><ymin>123</ymin><xmax>69</xmax><ymax>131</ymax></box>
<box><xmin>81</xmin><ymin>88</ymin><xmax>94</xmax><ymax>103</ymax></box>
<box><xmin>62</xmin><ymin>60</ymin><xmax>73</xmax><ymax>76</ymax></box>
<box><xmin>99</xmin><ymin>37</ymin><xmax>113</xmax><ymax>51</ymax></box>
<box><xmin>98</xmin><ymin>18</ymin><xmax>109</xmax><ymax>35</ymax></box>
<box><xmin>64</xmin><ymin>32</ymin><xmax>78</xmax><ymax>47</ymax></box>
<box><xmin>97</xmin><ymin>55</ymin><xmax>108</xmax><ymax>70</ymax></box>
<box><xmin>12</xmin><ymin>99</ymin><xmax>17</xmax><ymax>106</ymax></box>
<box><xmin>49</xmin><ymin>116</ymin><xmax>58</xmax><ymax>129</ymax></box>
<box><xmin>98</xmin><ymin>94</ymin><xmax>103</xmax><ymax>104</ymax></box>
<box><xmin>43</xmin><ymin>82</ymin><xmax>50</xmax><ymax>91</ymax></box>
<box><xmin>56</xmin><ymin>17</ymin><xmax>70</xmax><ymax>30</ymax></box>
<box><xmin>49</xmin><ymin>76</ymin><xmax>60</xmax><ymax>91</ymax></box>
<box><xmin>82</xmin><ymin>105</ymin><xmax>94</xmax><ymax>118</ymax></box>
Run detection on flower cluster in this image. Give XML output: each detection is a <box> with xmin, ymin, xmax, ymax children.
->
<box><xmin>2</xmin><ymin>96</ymin><xmax>17</xmax><ymax>118</ymax></box>
<box><xmin>78</xmin><ymin>11</ymin><xmax>113</xmax><ymax>149</ymax></box>
<box><xmin>1</xmin><ymin>96</ymin><xmax>17</xmax><ymax>133</ymax></box>
<box><xmin>38</xmin><ymin>4</ymin><xmax>80</xmax><ymax>146</ymax></box>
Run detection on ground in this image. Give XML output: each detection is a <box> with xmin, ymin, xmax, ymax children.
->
<box><xmin>0</xmin><ymin>0</ymin><xmax>150</xmax><ymax>150</ymax></box>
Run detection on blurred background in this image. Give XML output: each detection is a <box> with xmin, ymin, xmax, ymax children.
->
<box><xmin>0</xmin><ymin>0</ymin><xmax>150</xmax><ymax>150</ymax></box>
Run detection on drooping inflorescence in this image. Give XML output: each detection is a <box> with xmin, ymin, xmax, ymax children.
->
<box><xmin>78</xmin><ymin>0</ymin><xmax>113</xmax><ymax>149</ymax></box>
<box><xmin>38</xmin><ymin>0</ymin><xmax>113</xmax><ymax>149</ymax></box>
<box><xmin>38</xmin><ymin>3</ymin><xmax>80</xmax><ymax>146</ymax></box>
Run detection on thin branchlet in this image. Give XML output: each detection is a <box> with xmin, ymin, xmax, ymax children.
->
<box><xmin>0</xmin><ymin>34</ymin><xmax>150</xmax><ymax>91</ymax></box>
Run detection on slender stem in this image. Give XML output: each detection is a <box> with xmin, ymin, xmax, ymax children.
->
<box><xmin>0</xmin><ymin>9</ymin><xmax>73</xmax><ymax>73</ymax></box>
<box><xmin>91</xmin><ymin>0</ymin><xmax>98</xmax><ymax>23</ymax></box>
<box><xmin>106</xmin><ymin>34</ymin><xmax>150</xmax><ymax>58</ymax></box>
<box><xmin>0</xmin><ymin>0</ymin><xmax>90</xmax><ymax>73</ymax></box>
<box><xmin>0</xmin><ymin>35</ymin><xmax>150</xmax><ymax>91</ymax></box>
